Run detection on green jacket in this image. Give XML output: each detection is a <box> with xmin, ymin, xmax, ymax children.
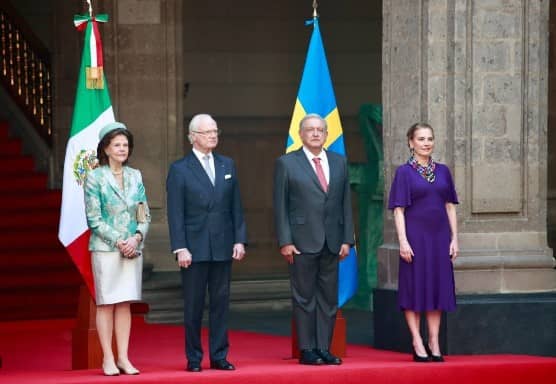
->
<box><xmin>84</xmin><ymin>165</ymin><xmax>150</xmax><ymax>251</ymax></box>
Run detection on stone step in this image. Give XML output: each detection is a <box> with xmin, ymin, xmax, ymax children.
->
<box><xmin>145</xmin><ymin>310</ymin><xmax>184</xmax><ymax>324</ymax></box>
<box><xmin>142</xmin><ymin>271</ymin><xmax>292</xmax><ymax>324</ymax></box>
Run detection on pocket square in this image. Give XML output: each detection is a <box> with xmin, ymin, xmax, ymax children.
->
<box><xmin>225</xmin><ymin>174</ymin><xmax>232</xmax><ymax>180</ymax></box>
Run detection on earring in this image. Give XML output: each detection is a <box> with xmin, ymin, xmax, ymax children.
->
<box><xmin>409</xmin><ymin>147</ymin><xmax>415</xmax><ymax>156</ymax></box>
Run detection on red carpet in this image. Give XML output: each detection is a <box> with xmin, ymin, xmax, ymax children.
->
<box><xmin>0</xmin><ymin>318</ymin><xmax>554</xmax><ymax>384</ymax></box>
<box><xmin>0</xmin><ymin>121</ymin><xmax>81</xmax><ymax>321</ymax></box>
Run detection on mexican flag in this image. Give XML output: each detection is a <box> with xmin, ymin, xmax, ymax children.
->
<box><xmin>58</xmin><ymin>14</ymin><xmax>114</xmax><ymax>297</ymax></box>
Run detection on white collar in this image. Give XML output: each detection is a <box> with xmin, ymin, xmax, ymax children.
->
<box><xmin>302</xmin><ymin>146</ymin><xmax>326</xmax><ymax>161</ymax></box>
<box><xmin>192</xmin><ymin>148</ymin><xmax>212</xmax><ymax>161</ymax></box>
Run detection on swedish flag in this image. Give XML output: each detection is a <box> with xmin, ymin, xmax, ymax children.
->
<box><xmin>287</xmin><ymin>17</ymin><xmax>358</xmax><ymax>307</ymax></box>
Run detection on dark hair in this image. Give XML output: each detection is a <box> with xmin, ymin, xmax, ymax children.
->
<box><xmin>406</xmin><ymin>122</ymin><xmax>434</xmax><ymax>147</ymax></box>
<box><xmin>96</xmin><ymin>128</ymin><xmax>134</xmax><ymax>166</ymax></box>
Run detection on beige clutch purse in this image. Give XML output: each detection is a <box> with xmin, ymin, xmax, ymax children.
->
<box><xmin>136</xmin><ymin>202</ymin><xmax>147</xmax><ymax>223</ymax></box>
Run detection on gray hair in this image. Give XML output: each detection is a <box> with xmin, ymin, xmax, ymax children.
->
<box><xmin>187</xmin><ymin>113</ymin><xmax>216</xmax><ymax>144</ymax></box>
<box><xmin>298</xmin><ymin>113</ymin><xmax>327</xmax><ymax>132</ymax></box>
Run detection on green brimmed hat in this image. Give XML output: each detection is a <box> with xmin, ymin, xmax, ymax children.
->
<box><xmin>98</xmin><ymin>121</ymin><xmax>127</xmax><ymax>140</ymax></box>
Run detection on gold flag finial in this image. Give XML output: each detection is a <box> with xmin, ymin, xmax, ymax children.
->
<box><xmin>312</xmin><ymin>0</ymin><xmax>318</xmax><ymax>18</ymax></box>
<box><xmin>86</xmin><ymin>67</ymin><xmax>104</xmax><ymax>89</ymax></box>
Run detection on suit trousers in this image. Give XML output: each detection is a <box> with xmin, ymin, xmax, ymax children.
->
<box><xmin>180</xmin><ymin>261</ymin><xmax>232</xmax><ymax>363</ymax></box>
<box><xmin>289</xmin><ymin>245</ymin><xmax>338</xmax><ymax>351</ymax></box>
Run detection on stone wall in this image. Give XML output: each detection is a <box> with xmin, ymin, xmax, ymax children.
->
<box><xmin>548</xmin><ymin>0</ymin><xmax>556</xmax><ymax>250</ymax></box>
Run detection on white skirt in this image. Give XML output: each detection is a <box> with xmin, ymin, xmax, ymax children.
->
<box><xmin>92</xmin><ymin>251</ymin><xmax>142</xmax><ymax>305</ymax></box>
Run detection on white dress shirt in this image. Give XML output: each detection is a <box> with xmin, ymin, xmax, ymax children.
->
<box><xmin>302</xmin><ymin>146</ymin><xmax>330</xmax><ymax>184</ymax></box>
<box><xmin>192</xmin><ymin>147</ymin><xmax>215</xmax><ymax>180</ymax></box>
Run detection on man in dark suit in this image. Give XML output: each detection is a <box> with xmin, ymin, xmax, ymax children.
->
<box><xmin>167</xmin><ymin>113</ymin><xmax>247</xmax><ymax>372</ymax></box>
<box><xmin>273</xmin><ymin>113</ymin><xmax>354</xmax><ymax>366</ymax></box>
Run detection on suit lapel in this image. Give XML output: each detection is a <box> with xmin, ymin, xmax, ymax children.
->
<box><xmin>104</xmin><ymin>166</ymin><xmax>127</xmax><ymax>202</ymax></box>
<box><xmin>326</xmin><ymin>151</ymin><xmax>340</xmax><ymax>196</ymax></box>
<box><xmin>213</xmin><ymin>153</ymin><xmax>226</xmax><ymax>201</ymax></box>
<box><xmin>294</xmin><ymin>149</ymin><xmax>326</xmax><ymax>195</ymax></box>
<box><xmin>186</xmin><ymin>153</ymin><xmax>214</xmax><ymax>190</ymax></box>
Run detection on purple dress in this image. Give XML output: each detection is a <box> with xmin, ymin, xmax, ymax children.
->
<box><xmin>388</xmin><ymin>163</ymin><xmax>458</xmax><ymax>311</ymax></box>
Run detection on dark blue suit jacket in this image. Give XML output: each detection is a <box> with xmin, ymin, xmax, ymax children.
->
<box><xmin>166</xmin><ymin>152</ymin><xmax>247</xmax><ymax>262</ymax></box>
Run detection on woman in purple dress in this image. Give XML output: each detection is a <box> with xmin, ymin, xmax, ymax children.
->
<box><xmin>388</xmin><ymin>123</ymin><xmax>459</xmax><ymax>362</ymax></box>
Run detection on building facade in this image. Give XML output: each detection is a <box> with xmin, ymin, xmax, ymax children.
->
<box><xmin>3</xmin><ymin>0</ymin><xmax>555</xmax><ymax>354</ymax></box>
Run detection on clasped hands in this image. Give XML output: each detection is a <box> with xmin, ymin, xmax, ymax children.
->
<box><xmin>117</xmin><ymin>236</ymin><xmax>140</xmax><ymax>258</ymax></box>
<box><xmin>279</xmin><ymin>243</ymin><xmax>351</xmax><ymax>264</ymax></box>
<box><xmin>177</xmin><ymin>243</ymin><xmax>246</xmax><ymax>269</ymax></box>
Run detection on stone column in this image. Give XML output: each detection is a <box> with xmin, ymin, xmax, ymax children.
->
<box><xmin>376</xmin><ymin>0</ymin><xmax>556</xmax><ymax>356</ymax></box>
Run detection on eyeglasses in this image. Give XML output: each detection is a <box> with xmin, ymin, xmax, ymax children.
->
<box><xmin>191</xmin><ymin>129</ymin><xmax>221</xmax><ymax>136</ymax></box>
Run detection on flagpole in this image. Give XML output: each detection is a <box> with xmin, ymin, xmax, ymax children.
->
<box><xmin>87</xmin><ymin>0</ymin><xmax>93</xmax><ymax>17</ymax></box>
<box><xmin>312</xmin><ymin>0</ymin><xmax>318</xmax><ymax>18</ymax></box>
<box><xmin>73</xmin><ymin>3</ymin><xmax>101</xmax><ymax>367</ymax></box>
<box><xmin>71</xmin><ymin>0</ymin><xmax>111</xmax><ymax>369</ymax></box>
<box><xmin>308</xmin><ymin>0</ymin><xmax>347</xmax><ymax>356</ymax></box>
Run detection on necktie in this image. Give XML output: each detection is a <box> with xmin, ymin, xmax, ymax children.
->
<box><xmin>312</xmin><ymin>157</ymin><xmax>328</xmax><ymax>192</ymax></box>
<box><xmin>202</xmin><ymin>154</ymin><xmax>215</xmax><ymax>185</ymax></box>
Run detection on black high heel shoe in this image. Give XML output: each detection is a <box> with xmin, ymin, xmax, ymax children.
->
<box><xmin>425</xmin><ymin>344</ymin><xmax>444</xmax><ymax>362</ymax></box>
<box><xmin>412</xmin><ymin>348</ymin><xmax>431</xmax><ymax>362</ymax></box>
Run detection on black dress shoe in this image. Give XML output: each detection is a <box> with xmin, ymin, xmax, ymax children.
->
<box><xmin>299</xmin><ymin>349</ymin><xmax>324</xmax><ymax>365</ymax></box>
<box><xmin>425</xmin><ymin>344</ymin><xmax>444</xmax><ymax>362</ymax></box>
<box><xmin>210</xmin><ymin>359</ymin><xmax>235</xmax><ymax>370</ymax></box>
<box><xmin>186</xmin><ymin>362</ymin><xmax>202</xmax><ymax>372</ymax></box>
<box><xmin>315</xmin><ymin>349</ymin><xmax>342</xmax><ymax>365</ymax></box>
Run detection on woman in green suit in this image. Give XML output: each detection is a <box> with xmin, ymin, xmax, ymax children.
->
<box><xmin>84</xmin><ymin>122</ymin><xmax>150</xmax><ymax>376</ymax></box>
